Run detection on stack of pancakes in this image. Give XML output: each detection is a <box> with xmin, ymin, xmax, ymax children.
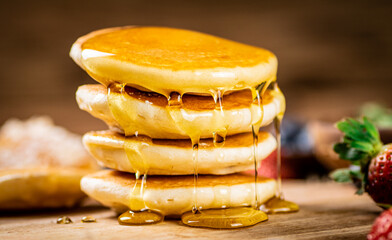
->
<box><xmin>71</xmin><ymin>26</ymin><xmax>284</xmax><ymax>218</ymax></box>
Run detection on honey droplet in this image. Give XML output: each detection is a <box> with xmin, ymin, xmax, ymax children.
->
<box><xmin>56</xmin><ymin>216</ymin><xmax>73</xmax><ymax>224</ymax></box>
<box><xmin>212</xmin><ymin>131</ymin><xmax>226</xmax><ymax>148</ymax></box>
<box><xmin>81</xmin><ymin>216</ymin><xmax>96</xmax><ymax>223</ymax></box>
<box><xmin>181</xmin><ymin>207</ymin><xmax>268</xmax><ymax>229</ymax></box>
<box><xmin>168</xmin><ymin>91</ymin><xmax>182</xmax><ymax>107</ymax></box>
<box><xmin>251</xmin><ymin>124</ymin><xmax>260</xmax><ymax>208</ymax></box>
<box><xmin>259</xmin><ymin>196</ymin><xmax>299</xmax><ymax>214</ymax></box>
<box><xmin>191</xmin><ymin>141</ymin><xmax>200</xmax><ymax>214</ymax></box>
<box><xmin>213</xmin><ymin>90</ymin><xmax>224</xmax><ymax>111</ymax></box>
<box><xmin>118</xmin><ymin>209</ymin><xmax>164</xmax><ymax>225</ymax></box>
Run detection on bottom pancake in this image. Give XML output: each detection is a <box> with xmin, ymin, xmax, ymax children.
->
<box><xmin>81</xmin><ymin>170</ymin><xmax>276</xmax><ymax>217</ymax></box>
<box><xmin>0</xmin><ymin>168</ymin><xmax>91</xmax><ymax>210</ymax></box>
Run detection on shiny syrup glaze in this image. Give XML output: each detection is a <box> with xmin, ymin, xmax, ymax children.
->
<box><xmin>260</xmin><ymin>83</ymin><xmax>299</xmax><ymax>214</ymax></box>
<box><xmin>81</xmin><ymin>27</ymin><xmax>275</xmax><ymax>70</ymax></box>
<box><xmin>77</xmin><ymin>27</ymin><xmax>277</xmax><ymax>98</ymax></box>
<box><xmin>108</xmin><ymin>84</ymin><xmax>267</xmax><ymax>228</ymax></box>
<box><xmin>107</xmin><ymin>81</ymin><xmax>298</xmax><ymax>228</ymax></box>
<box><xmin>107</xmin><ymin>81</ymin><xmax>299</xmax><ymax>228</ymax></box>
<box><xmin>112</xmin><ymin>97</ymin><xmax>164</xmax><ymax>225</ymax></box>
<box><xmin>77</xmin><ymin>26</ymin><xmax>297</xmax><ymax>228</ymax></box>
<box><xmin>119</xmin><ymin>84</ymin><xmax>275</xmax><ymax>111</ymax></box>
<box><xmin>179</xmin><ymin>82</ymin><xmax>270</xmax><ymax>229</ymax></box>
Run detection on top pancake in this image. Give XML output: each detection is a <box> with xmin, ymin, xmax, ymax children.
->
<box><xmin>70</xmin><ymin>26</ymin><xmax>278</xmax><ymax>96</ymax></box>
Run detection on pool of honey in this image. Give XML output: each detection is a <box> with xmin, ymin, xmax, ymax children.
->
<box><xmin>181</xmin><ymin>207</ymin><xmax>268</xmax><ymax>229</ymax></box>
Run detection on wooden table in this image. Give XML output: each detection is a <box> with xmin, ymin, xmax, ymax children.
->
<box><xmin>0</xmin><ymin>181</ymin><xmax>381</xmax><ymax>240</ymax></box>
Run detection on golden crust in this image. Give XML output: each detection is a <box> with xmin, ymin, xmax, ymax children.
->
<box><xmin>0</xmin><ymin>168</ymin><xmax>91</xmax><ymax>210</ymax></box>
<box><xmin>70</xmin><ymin>26</ymin><xmax>278</xmax><ymax>96</ymax></box>
<box><xmin>0</xmin><ymin>117</ymin><xmax>99</xmax><ymax>210</ymax></box>
<box><xmin>81</xmin><ymin>170</ymin><xmax>277</xmax><ymax>216</ymax></box>
<box><xmin>80</xmin><ymin>26</ymin><xmax>276</xmax><ymax>70</ymax></box>
<box><xmin>89</xmin><ymin>170</ymin><xmax>272</xmax><ymax>189</ymax></box>
<box><xmin>84</xmin><ymin>84</ymin><xmax>275</xmax><ymax>111</ymax></box>
<box><xmin>86</xmin><ymin>130</ymin><xmax>270</xmax><ymax>149</ymax></box>
<box><xmin>76</xmin><ymin>84</ymin><xmax>284</xmax><ymax>139</ymax></box>
<box><xmin>82</xmin><ymin>130</ymin><xmax>276</xmax><ymax>175</ymax></box>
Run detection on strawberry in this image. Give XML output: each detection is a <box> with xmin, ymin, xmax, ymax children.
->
<box><xmin>367</xmin><ymin>208</ymin><xmax>392</xmax><ymax>240</ymax></box>
<box><xmin>367</xmin><ymin>146</ymin><xmax>392</xmax><ymax>207</ymax></box>
<box><xmin>331</xmin><ymin>117</ymin><xmax>392</xmax><ymax>208</ymax></box>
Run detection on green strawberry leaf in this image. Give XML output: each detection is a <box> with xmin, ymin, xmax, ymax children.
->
<box><xmin>333</xmin><ymin>117</ymin><xmax>383</xmax><ymax>194</ymax></box>
<box><xmin>334</xmin><ymin>117</ymin><xmax>382</xmax><ymax>162</ymax></box>
<box><xmin>330</xmin><ymin>168</ymin><xmax>352</xmax><ymax>182</ymax></box>
<box><xmin>350</xmin><ymin>141</ymin><xmax>374</xmax><ymax>153</ymax></box>
<box><xmin>363</xmin><ymin>117</ymin><xmax>380</xmax><ymax>143</ymax></box>
<box><xmin>333</xmin><ymin>143</ymin><xmax>367</xmax><ymax>163</ymax></box>
<box><xmin>330</xmin><ymin>168</ymin><xmax>365</xmax><ymax>195</ymax></box>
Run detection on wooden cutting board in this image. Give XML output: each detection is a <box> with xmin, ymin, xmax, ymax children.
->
<box><xmin>0</xmin><ymin>181</ymin><xmax>382</xmax><ymax>240</ymax></box>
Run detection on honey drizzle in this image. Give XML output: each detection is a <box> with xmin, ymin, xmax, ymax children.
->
<box><xmin>118</xmin><ymin>173</ymin><xmax>163</xmax><ymax>225</ymax></box>
<box><xmin>252</xmin><ymin>125</ymin><xmax>259</xmax><ymax>208</ymax></box>
<box><xmin>181</xmin><ymin>86</ymin><xmax>269</xmax><ymax>229</ymax></box>
<box><xmin>108</xmin><ymin>81</ymin><xmax>288</xmax><ymax>227</ymax></box>
<box><xmin>275</xmin><ymin>115</ymin><xmax>283</xmax><ymax>197</ymax></box>
<box><xmin>211</xmin><ymin>89</ymin><xmax>228</xmax><ymax>148</ymax></box>
<box><xmin>250</xmin><ymin>87</ymin><xmax>264</xmax><ymax>208</ymax></box>
<box><xmin>108</xmin><ymin>83</ymin><xmax>163</xmax><ymax>225</ymax></box>
<box><xmin>166</xmin><ymin>91</ymin><xmax>201</xmax><ymax>213</ymax></box>
<box><xmin>191</xmin><ymin>141</ymin><xmax>199</xmax><ymax>213</ymax></box>
<box><xmin>77</xmin><ymin>29</ymin><xmax>292</xmax><ymax>228</ymax></box>
<box><xmin>260</xmin><ymin>83</ymin><xmax>299</xmax><ymax>214</ymax></box>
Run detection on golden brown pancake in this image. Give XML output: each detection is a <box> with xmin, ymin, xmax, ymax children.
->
<box><xmin>81</xmin><ymin>170</ymin><xmax>276</xmax><ymax>216</ymax></box>
<box><xmin>76</xmin><ymin>84</ymin><xmax>285</xmax><ymax>139</ymax></box>
<box><xmin>0</xmin><ymin>168</ymin><xmax>90</xmax><ymax>210</ymax></box>
<box><xmin>70</xmin><ymin>26</ymin><xmax>277</xmax><ymax>96</ymax></box>
<box><xmin>83</xmin><ymin>130</ymin><xmax>276</xmax><ymax>175</ymax></box>
<box><xmin>0</xmin><ymin>117</ymin><xmax>98</xmax><ymax>209</ymax></box>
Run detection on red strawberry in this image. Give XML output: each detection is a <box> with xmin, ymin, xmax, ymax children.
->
<box><xmin>367</xmin><ymin>208</ymin><xmax>392</xmax><ymax>240</ymax></box>
<box><xmin>331</xmin><ymin>118</ymin><xmax>392</xmax><ymax>208</ymax></box>
<box><xmin>367</xmin><ymin>147</ymin><xmax>392</xmax><ymax>207</ymax></box>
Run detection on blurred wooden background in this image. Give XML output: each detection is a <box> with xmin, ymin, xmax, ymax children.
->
<box><xmin>0</xmin><ymin>0</ymin><xmax>391</xmax><ymax>134</ymax></box>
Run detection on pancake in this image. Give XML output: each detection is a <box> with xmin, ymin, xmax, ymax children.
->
<box><xmin>0</xmin><ymin>168</ymin><xmax>90</xmax><ymax>210</ymax></box>
<box><xmin>0</xmin><ymin>117</ymin><xmax>98</xmax><ymax>210</ymax></box>
<box><xmin>70</xmin><ymin>26</ymin><xmax>277</xmax><ymax>96</ymax></box>
<box><xmin>83</xmin><ymin>130</ymin><xmax>276</xmax><ymax>175</ymax></box>
<box><xmin>81</xmin><ymin>170</ymin><xmax>276</xmax><ymax>217</ymax></box>
<box><xmin>76</xmin><ymin>84</ymin><xmax>285</xmax><ymax>139</ymax></box>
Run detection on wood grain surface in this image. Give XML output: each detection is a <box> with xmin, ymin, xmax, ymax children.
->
<box><xmin>0</xmin><ymin>181</ymin><xmax>381</xmax><ymax>239</ymax></box>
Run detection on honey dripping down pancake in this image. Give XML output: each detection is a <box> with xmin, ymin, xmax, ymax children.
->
<box><xmin>70</xmin><ymin>26</ymin><xmax>299</xmax><ymax>229</ymax></box>
<box><xmin>80</xmin><ymin>170</ymin><xmax>277</xmax><ymax>219</ymax></box>
<box><xmin>107</xmin><ymin>81</ymin><xmax>278</xmax><ymax>228</ymax></box>
<box><xmin>76</xmin><ymin>83</ymin><xmax>285</xmax><ymax>139</ymax></box>
<box><xmin>259</xmin><ymin>114</ymin><xmax>299</xmax><ymax>214</ymax></box>
<box><xmin>82</xmin><ymin>130</ymin><xmax>277</xmax><ymax>175</ymax></box>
